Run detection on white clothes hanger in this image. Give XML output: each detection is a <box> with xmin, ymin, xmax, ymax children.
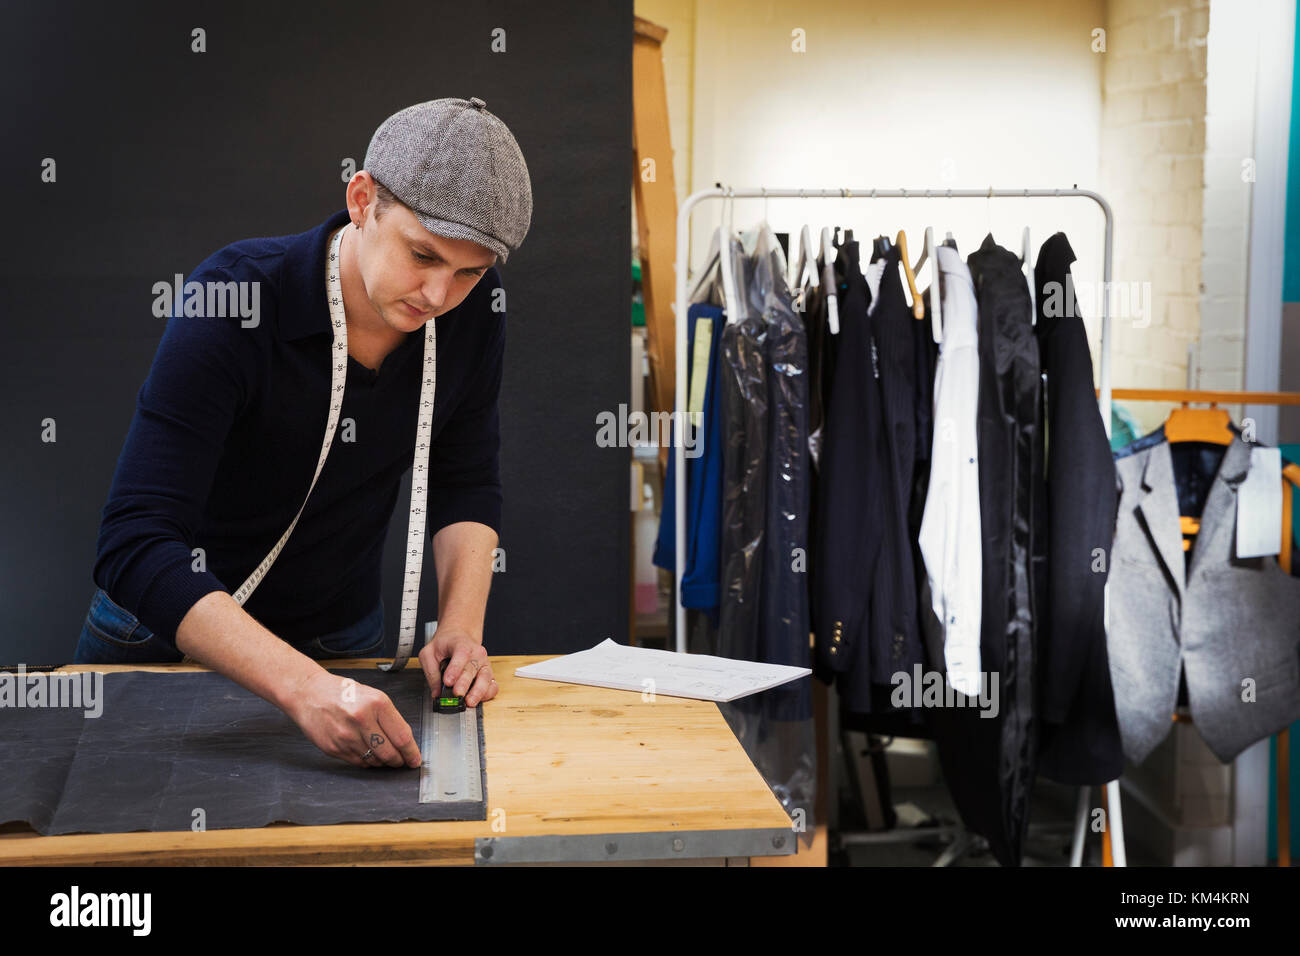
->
<box><xmin>912</xmin><ymin>224</ymin><xmax>943</xmax><ymax>343</ymax></box>
<box><xmin>719</xmin><ymin>187</ymin><xmax>742</xmax><ymax>325</ymax></box>
<box><xmin>793</xmin><ymin>223</ymin><xmax>820</xmax><ymax>291</ymax></box>
<box><xmin>820</xmin><ymin>226</ymin><xmax>841</xmax><ymax>335</ymax></box>
<box><xmin>1022</xmin><ymin>224</ymin><xmax>1036</xmax><ymax>326</ymax></box>
<box><xmin>688</xmin><ymin>227</ymin><xmax>721</xmax><ymax>304</ymax></box>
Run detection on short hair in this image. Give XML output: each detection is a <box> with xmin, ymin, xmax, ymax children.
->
<box><xmin>371</xmin><ymin>177</ymin><xmax>402</xmax><ymax>221</ymax></box>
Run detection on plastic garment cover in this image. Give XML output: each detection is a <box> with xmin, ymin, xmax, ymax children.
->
<box><xmin>752</xmin><ymin>223</ymin><xmax>812</xmax><ymax>718</ymax></box>
<box><xmin>718</xmin><ymin>237</ymin><xmax>767</xmax><ymax>665</ymax></box>
<box><xmin>717</xmin><ymin>225</ymin><xmax>817</xmax><ymax>843</ymax></box>
<box><xmin>926</xmin><ymin>235</ymin><xmax>1042</xmax><ymax>867</ymax></box>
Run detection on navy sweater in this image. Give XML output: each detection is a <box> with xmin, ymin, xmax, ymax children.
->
<box><xmin>93</xmin><ymin>208</ymin><xmax>505</xmax><ymax>649</ymax></box>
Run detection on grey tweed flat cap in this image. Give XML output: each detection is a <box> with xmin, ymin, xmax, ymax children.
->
<box><xmin>364</xmin><ymin>97</ymin><xmax>532</xmax><ymax>263</ymax></box>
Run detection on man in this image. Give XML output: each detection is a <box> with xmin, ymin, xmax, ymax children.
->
<box><xmin>74</xmin><ymin>97</ymin><xmax>532</xmax><ymax>771</ymax></box>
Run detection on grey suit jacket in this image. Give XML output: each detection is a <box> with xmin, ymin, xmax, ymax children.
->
<box><xmin>1109</xmin><ymin>436</ymin><xmax>1300</xmax><ymax>764</ymax></box>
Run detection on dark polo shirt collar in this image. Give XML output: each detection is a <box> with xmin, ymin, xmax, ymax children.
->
<box><xmin>276</xmin><ymin>207</ymin><xmax>352</xmax><ymax>342</ymax></box>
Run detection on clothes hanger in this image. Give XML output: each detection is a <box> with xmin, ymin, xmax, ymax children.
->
<box><xmin>795</xmin><ymin>223</ymin><xmax>816</xmax><ymax>287</ymax></box>
<box><xmin>737</xmin><ymin>187</ymin><xmax>774</xmax><ymax>261</ymax></box>
<box><xmin>688</xmin><ymin>227</ymin><xmax>722</xmax><ymax>303</ymax></box>
<box><xmin>895</xmin><ymin>230</ymin><xmax>925</xmax><ymax>319</ymax></box>
<box><xmin>911</xmin><ymin>225</ymin><xmax>943</xmax><ymax>341</ymax></box>
<box><xmin>1163</xmin><ymin>404</ymin><xmax>1234</xmax><ymax>445</ymax></box>
<box><xmin>719</xmin><ymin>187</ymin><xmax>742</xmax><ymax>325</ymax></box>
<box><xmin>1022</xmin><ymin>224</ymin><xmax>1036</xmax><ymax>326</ymax></box>
<box><xmin>820</xmin><ymin>226</ymin><xmax>841</xmax><ymax>336</ymax></box>
<box><xmin>1164</xmin><ymin>403</ymin><xmax>1234</xmax><ymax>549</ymax></box>
<box><xmin>794</xmin><ymin>223</ymin><xmax>820</xmax><ymax>292</ymax></box>
<box><xmin>788</xmin><ymin>223</ymin><xmax>815</xmax><ymax>315</ymax></box>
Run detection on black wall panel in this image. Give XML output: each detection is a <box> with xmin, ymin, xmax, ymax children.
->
<box><xmin>0</xmin><ymin>0</ymin><xmax>633</xmax><ymax>663</ymax></box>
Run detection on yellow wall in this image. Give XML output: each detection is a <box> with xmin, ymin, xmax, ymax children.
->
<box><xmin>636</xmin><ymin>0</ymin><xmax>1111</xmax><ymax>373</ymax></box>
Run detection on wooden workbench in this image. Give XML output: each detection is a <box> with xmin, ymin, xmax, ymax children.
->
<box><xmin>0</xmin><ymin>655</ymin><xmax>798</xmax><ymax>866</ymax></box>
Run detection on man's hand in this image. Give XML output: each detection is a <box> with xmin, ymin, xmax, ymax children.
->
<box><xmin>285</xmin><ymin>667</ymin><xmax>422</xmax><ymax>768</ymax></box>
<box><xmin>419</xmin><ymin>628</ymin><xmax>498</xmax><ymax>706</ymax></box>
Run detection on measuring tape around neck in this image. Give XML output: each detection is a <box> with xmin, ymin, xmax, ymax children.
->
<box><xmin>230</xmin><ymin>222</ymin><xmax>434</xmax><ymax>672</ymax></box>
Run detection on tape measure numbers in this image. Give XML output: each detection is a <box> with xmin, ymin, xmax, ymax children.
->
<box><xmin>230</xmin><ymin>222</ymin><xmax>434</xmax><ymax>673</ymax></box>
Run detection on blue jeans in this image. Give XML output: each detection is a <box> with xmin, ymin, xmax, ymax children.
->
<box><xmin>73</xmin><ymin>588</ymin><xmax>386</xmax><ymax>664</ymax></box>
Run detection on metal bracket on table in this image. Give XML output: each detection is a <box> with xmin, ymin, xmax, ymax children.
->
<box><xmin>474</xmin><ymin>827</ymin><xmax>796</xmax><ymax>865</ymax></box>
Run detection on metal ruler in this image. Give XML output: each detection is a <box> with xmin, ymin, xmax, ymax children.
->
<box><xmin>419</xmin><ymin>627</ymin><xmax>483</xmax><ymax>803</ymax></box>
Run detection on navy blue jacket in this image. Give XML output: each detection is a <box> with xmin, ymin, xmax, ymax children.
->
<box><xmin>653</xmin><ymin>303</ymin><xmax>725</xmax><ymax>622</ymax></box>
<box><xmin>92</xmin><ymin>208</ymin><xmax>506</xmax><ymax>649</ymax></box>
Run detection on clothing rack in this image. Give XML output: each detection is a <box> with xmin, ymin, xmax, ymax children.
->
<box><xmin>671</xmin><ymin>184</ymin><xmax>1120</xmax><ymax>865</ymax></box>
<box><xmin>671</xmin><ymin>185</ymin><xmax>1117</xmax><ymax>653</ymax></box>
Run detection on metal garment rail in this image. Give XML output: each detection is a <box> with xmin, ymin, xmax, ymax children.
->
<box><xmin>670</xmin><ymin>185</ymin><xmax>1122</xmax><ymax>865</ymax></box>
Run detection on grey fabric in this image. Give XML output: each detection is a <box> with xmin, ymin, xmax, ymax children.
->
<box><xmin>1109</xmin><ymin>436</ymin><xmax>1300</xmax><ymax>764</ymax></box>
<box><xmin>0</xmin><ymin>669</ymin><xmax>486</xmax><ymax>835</ymax></box>
<box><xmin>364</xmin><ymin>97</ymin><xmax>533</xmax><ymax>262</ymax></box>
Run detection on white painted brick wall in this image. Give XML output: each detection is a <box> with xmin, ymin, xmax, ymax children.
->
<box><xmin>1099</xmin><ymin>0</ymin><xmax>1210</xmax><ymax>435</ymax></box>
<box><xmin>1197</xmin><ymin>0</ymin><xmax>1256</xmax><ymax>399</ymax></box>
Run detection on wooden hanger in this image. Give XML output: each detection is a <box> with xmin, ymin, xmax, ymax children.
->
<box><xmin>1163</xmin><ymin>404</ymin><xmax>1233</xmax><ymax>445</ymax></box>
<box><xmin>894</xmin><ymin>230</ymin><xmax>925</xmax><ymax>319</ymax></box>
<box><xmin>1282</xmin><ymin>467</ymin><xmax>1296</xmax><ymax>574</ymax></box>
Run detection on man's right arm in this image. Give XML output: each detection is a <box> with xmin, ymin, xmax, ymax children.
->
<box><xmin>95</xmin><ymin>263</ymin><xmax>417</xmax><ymax>767</ymax></box>
<box><xmin>176</xmin><ymin>592</ymin><xmax>420</xmax><ymax>768</ymax></box>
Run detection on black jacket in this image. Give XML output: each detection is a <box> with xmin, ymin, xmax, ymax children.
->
<box><xmin>1032</xmin><ymin>232</ymin><xmax>1124</xmax><ymax>785</ymax></box>
<box><xmin>869</xmin><ymin>246</ymin><xmax>929</xmax><ymax>686</ymax></box>
<box><xmin>812</xmin><ymin>241</ymin><xmax>880</xmax><ymax>708</ymax></box>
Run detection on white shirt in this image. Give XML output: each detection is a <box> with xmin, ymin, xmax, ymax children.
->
<box><xmin>918</xmin><ymin>245</ymin><xmax>983</xmax><ymax>696</ymax></box>
<box><xmin>865</xmin><ymin>257</ymin><xmax>887</xmax><ymax>315</ymax></box>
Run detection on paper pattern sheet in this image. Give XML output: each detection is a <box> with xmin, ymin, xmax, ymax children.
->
<box><xmin>514</xmin><ymin>639</ymin><xmax>810</xmax><ymax>702</ymax></box>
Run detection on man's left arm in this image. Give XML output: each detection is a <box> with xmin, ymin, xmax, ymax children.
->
<box><xmin>417</xmin><ymin>277</ymin><xmax>507</xmax><ymax>704</ymax></box>
<box><xmin>424</xmin><ymin>521</ymin><xmax>499</xmax><ymax>705</ymax></box>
